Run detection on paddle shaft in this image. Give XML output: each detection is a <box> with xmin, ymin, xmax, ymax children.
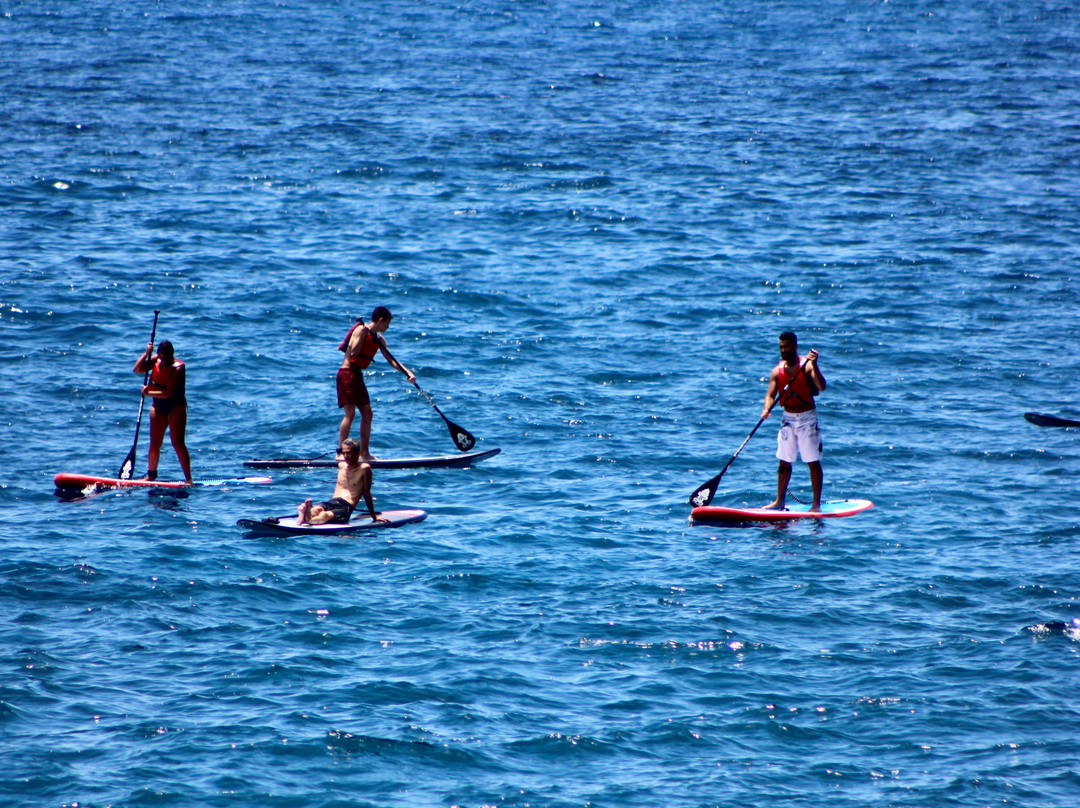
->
<box><xmin>412</xmin><ymin>381</ymin><xmax>476</xmax><ymax>451</ymax></box>
<box><xmin>689</xmin><ymin>355</ymin><xmax>813</xmax><ymax>507</ymax></box>
<box><xmin>118</xmin><ymin>310</ymin><xmax>160</xmax><ymax>479</ymax></box>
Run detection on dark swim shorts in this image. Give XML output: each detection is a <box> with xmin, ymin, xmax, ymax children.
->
<box><xmin>336</xmin><ymin>367</ymin><xmax>370</xmax><ymax>408</ymax></box>
<box><xmin>317</xmin><ymin>497</ymin><xmax>355</xmax><ymax>523</ymax></box>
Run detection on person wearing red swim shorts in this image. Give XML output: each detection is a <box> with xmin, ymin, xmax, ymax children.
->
<box><xmin>336</xmin><ymin>306</ymin><xmax>415</xmax><ymax>460</ymax></box>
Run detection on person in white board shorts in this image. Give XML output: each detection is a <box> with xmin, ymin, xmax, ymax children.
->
<box><xmin>761</xmin><ymin>331</ymin><xmax>827</xmax><ymax>512</ymax></box>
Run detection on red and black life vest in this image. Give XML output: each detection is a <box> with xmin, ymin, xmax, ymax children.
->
<box><xmin>776</xmin><ymin>360</ymin><xmax>816</xmax><ymax>409</ymax></box>
<box><xmin>338</xmin><ymin>323</ymin><xmax>380</xmax><ymax>369</ymax></box>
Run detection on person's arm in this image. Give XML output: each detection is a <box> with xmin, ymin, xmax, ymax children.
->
<box><xmin>378</xmin><ymin>338</ymin><xmax>416</xmax><ymax>384</ymax></box>
<box><xmin>805</xmin><ymin>349</ymin><xmax>826</xmax><ymax>393</ymax></box>
<box><xmin>345</xmin><ymin>325</ymin><xmax>369</xmax><ymax>364</ymax></box>
<box><xmin>134</xmin><ymin>342</ymin><xmax>154</xmax><ymax>374</ymax></box>
<box><xmin>358</xmin><ymin>464</ymin><xmax>388</xmax><ymax>522</ymax></box>
<box><xmin>362</xmin><ymin>488</ymin><xmax>383</xmax><ymax>521</ymax></box>
<box><xmin>761</xmin><ymin>368</ymin><xmax>780</xmax><ymax>419</ymax></box>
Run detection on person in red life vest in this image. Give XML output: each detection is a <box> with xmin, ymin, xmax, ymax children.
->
<box><xmin>133</xmin><ymin>339</ymin><xmax>193</xmax><ymax>483</ymax></box>
<box><xmin>761</xmin><ymin>331</ymin><xmax>826</xmax><ymax>511</ymax></box>
<box><xmin>336</xmin><ymin>306</ymin><xmax>415</xmax><ymax>460</ymax></box>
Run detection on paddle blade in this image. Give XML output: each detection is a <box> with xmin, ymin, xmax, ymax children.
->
<box><xmin>118</xmin><ymin>446</ymin><xmax>137</xmax><ymax>480</ymax></box>
<box><xmin>449</xmin><ymin>422</ymin><xmax>476</xmax><ymax>452</ymax></box>
<box><xmin>413</xmin><ymin>382</ymin><xmax>477</xmax><ymax>451</ymax></box>
<box><xmin>688</xmin><ymin>474</ymin><xmax>721</xmax><ymax>507</ymax></box>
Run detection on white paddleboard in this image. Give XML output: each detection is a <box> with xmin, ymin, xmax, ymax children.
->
<box><xmin>237</xmin><ymin>508</ymin><xmax>427</xmax><ymax>535</ymax></box>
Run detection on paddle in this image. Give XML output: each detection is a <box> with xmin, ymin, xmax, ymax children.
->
<box><xmin>118</xmin><ymin>310</ymin><xmax>160</xmax><ymax>480</ymax></box>
<box><xmin>1024</xmin><ymin>412</ymin><xmax>1080</xmax><ymax>428</ymax></box>
<box><xmin>412</xmin><ymin>381</ymin><xmax>476</xmax><ymax>451</ymax></box>
<box><xmin>689</xmin><ymin>355</ymin><xmax>812</xmax><ymax>508</ymax></box>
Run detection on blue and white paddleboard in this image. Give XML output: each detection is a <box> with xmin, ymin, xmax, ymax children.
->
<box><xmin>243</xmin><ymin>447</ymin><xmax>500</xmax><ymax>470</ymax></box>
<box><xmin>237</xmin><ymin>508</ymin><xmax>427</xmax><ymax>535</ymax></box>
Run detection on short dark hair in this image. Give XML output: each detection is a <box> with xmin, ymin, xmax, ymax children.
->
<box><xmin>158</xmin><ymin>340</ymin><xmax>174</xmax><ymax>356</ymax></box>
<box><xmin>779</xmin><ymin>331</ymin><xmax>797</xmax><ymax>345</ymax></box>
<box><xmin>341</xmin><ymin>438</ymin><xmax>360</xmax><ymax>453</ymax></box>
<box><xmin>372</xmin><ymin>306</ymin><xmax>392</xmax><ymax>322</ymax></box>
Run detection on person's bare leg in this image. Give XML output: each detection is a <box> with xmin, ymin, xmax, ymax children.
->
<box><xmin>338</xmin><ymin>404</ymin><xmax>355</xmax><ymax>452</ymax></box>
<box><xmin>143</xmin><ymin>408</ymin><xmax>166</xmax><ymax>480</ymax></box>
<box><xmin>808</xmin><ymin>461</ymin><xmax>823</xmax><ymax>512</ymax></box>
<box><xmin>359</xmin><ymin>404</ymin><xmax>374</xmax><ymax>460</ymax></box>
<box><xmin>297</xmin><ymin>499</ymin><xmax>313</xmax><ymax>524</ymax></box>
<box><xmin>763</xmin><ymin>461</ymin><xmax>792</xmax><ymax>510</ymax></box>
<box><xmin>308</xmin><ymin>507</ymin><xmax>338</xmax><ymax>525</ymax></box>
<box><xmin>170</xmin><ymin>407</ymin><xmax>192</xmax><ymax>483</ymax></box>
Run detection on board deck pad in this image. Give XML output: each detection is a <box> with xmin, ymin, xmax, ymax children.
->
<box><xmin>237</xmin><ymin>508</ymin><xmax>427</xmax><ymax>535</ymax></box>
<box><xmin>244</xmin><ymin>447</ymin><xmax>500</xmax><ymax>469</ymax></box>
<box><xmin>690</xmin><ymin>499</ymin><xmax>873</xmax><ymax>524</ymax></box>
<box><xmin>55</xmin><ymin>473</ymin><xmax>272</xmax><ymax>491</ymax></box>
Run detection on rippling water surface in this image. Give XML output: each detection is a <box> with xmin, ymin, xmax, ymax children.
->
<box><xmin>3</xmin><ymin>2</ymin><xmax>1080</xmax><ymax>806</ymax></box>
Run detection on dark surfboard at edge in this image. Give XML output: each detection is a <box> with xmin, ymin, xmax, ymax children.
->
<box><xmin>1024</xmin><ymin>412</ymin><xmax>1080</xmax><ymax>428</ymax></box>
<box><xmin>243</xmin><ymin>447</ymin><xmax>501</xmax><ymax>469</ymax></box>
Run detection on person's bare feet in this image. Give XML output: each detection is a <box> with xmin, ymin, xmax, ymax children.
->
<box><xmin>761</xmin><ymin>500</ymin><xmax>785</xmax><ymax>511</ymax></box>
<box><xmin>297</xmin><ymin>499</ymin><xmax>313</xmax><ymax>524</ymax></box>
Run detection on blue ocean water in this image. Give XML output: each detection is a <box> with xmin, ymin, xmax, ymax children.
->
<box><xmin>3</xmin><ymin>1</ymin><xmax>1080</xmax><ymax>805</ymax></box>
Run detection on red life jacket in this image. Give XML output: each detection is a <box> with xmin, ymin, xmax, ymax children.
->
<box><xmin>338</xmin><ymin>323</ymin><xmax>380</xmax><ymax>369</ymax></box>
<box><xmin>149</xmin><ymin>359</ymin><xmax>186</xmax><ymax>402</ymax></box>
<box><xmin>776</xmin><ymin>360</ymin><xmax>816</xmax><ymax>409</ymax></box>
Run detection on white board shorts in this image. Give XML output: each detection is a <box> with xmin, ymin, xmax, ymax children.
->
<box><xmin>776</xmin><ymin>409</ymin><xmax>823</xmax><ymax>464</ymax></box>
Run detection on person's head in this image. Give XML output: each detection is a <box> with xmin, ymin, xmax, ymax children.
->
<box><xmin>157</xmin><ymin>340</ymin><xmax>174</xmax><ymax>361</ymax></box>
<box><xmin>778</xmin><ymin>331</ymin><xmax>797</xmax><ymax>361</ymax></box>
<box><xmin>372</xmin><ymin>306</ymin><xmax>392</xmax><ymax>325</ymax></box>
<box><xmin>341</xmin><ymin>438</ymin><xmax>361</xmax><ymax>460</ymax></box>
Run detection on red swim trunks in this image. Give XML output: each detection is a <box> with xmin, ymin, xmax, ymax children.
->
<box><xmin>336</xmin><ymin>367</ymin><xmax>370</xmax><ymax>408</ymax></box>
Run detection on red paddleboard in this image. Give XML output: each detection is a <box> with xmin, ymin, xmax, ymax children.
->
<box><xmin>54</xmin><ymin>473</ymin><xmax>272</xmax><ymax>491</ymax></box>
<box><xmin>690</xmin><ymin>499</ymin><xmax>873</xmax><ymax>525</ymax></box>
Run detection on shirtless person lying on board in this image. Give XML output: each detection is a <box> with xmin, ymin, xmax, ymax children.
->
<box><xmin>297</xmin><ymin>439</ymin><xmax>389</xmax><ymax>525</ymax></box>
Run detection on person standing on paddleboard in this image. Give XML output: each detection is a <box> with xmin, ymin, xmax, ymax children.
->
<box><xmin>133</xmin><ymin>339</ymin><xmax>193</xmax><ymax>484</ymax></box>
<box><xmin>297</xmin><ymin>439</ymin><xmax>388</xmax><ymax>525</ymax></box>
<box><xmin>336</xmin><ymin>305</ymin><xmax>415</xmax><ymax>460</ymax></box>
<box><xmin>761</xmin><ymin>331</ymin><xmax>826</xmax><ymax>512</ymax></box>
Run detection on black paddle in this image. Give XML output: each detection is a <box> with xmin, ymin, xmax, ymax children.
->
<box><xmin>412</xmin><ymin>381</ymin><xmax>476</xmax><ymax>451</ymax></box>
<box><xmin>689</xmin><ymin>355</ymin><xmax>812</xmax><ymax>508</ymax></box>
<box><xmin>118</xmin><ymin>310</ymin><xmax>160</xmax><ymax>480</ymax></box>
<box><xmin>1024</xmin><ymin>412</ymin><xmax>1080</xmax><ymax>428</ymax></box>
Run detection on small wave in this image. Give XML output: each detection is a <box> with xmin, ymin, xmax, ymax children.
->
<box><xmin>336</xmin><ymin>163</ymin><xmax>394</xmax><ymax>180</ymax></box>
<box><xmin>325</xmin><ymin>729</ymin><xmax>494</xmax><ymax>768</ymax></box>
<box><xmin>505</xmin><ymin>731</ymin><xmax>620</xmax><ymax>758</ymax></box>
